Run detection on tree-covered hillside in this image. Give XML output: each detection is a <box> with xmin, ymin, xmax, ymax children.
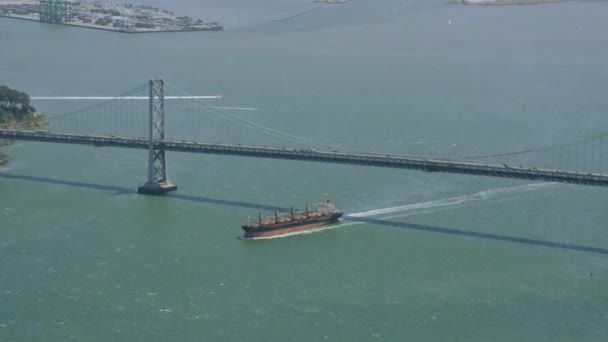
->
<box><xmin>0</xmin><ymin>85</ymin><xmax>37</xmax><ymax>123</ymax></box>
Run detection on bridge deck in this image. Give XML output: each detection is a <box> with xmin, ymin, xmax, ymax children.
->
<box><xmin>2</xmin><ymin>129</ymin><xmax>608</xmax><ymax>186</ymax></box>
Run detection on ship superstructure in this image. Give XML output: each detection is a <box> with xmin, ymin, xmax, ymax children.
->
<box><xmin>242</xmin><ymin>200</ymin><xmax>343</xmax><ymax>239</ymax></box>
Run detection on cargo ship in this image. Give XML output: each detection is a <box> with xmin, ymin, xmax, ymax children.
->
<box><xmin>242</xmin><ymin>200</ymin><xmax>343</xmax><ymax>239</ymax></box>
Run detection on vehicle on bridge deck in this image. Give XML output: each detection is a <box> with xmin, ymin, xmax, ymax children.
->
<box><xmin>242</xmin><ymin>200</ymin><xmax>343</xmax><ymax>239</ymax></box>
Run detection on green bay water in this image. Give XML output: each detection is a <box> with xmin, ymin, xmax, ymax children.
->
<box><xmin>1</xmin><ymin>0</ymin><xmax>608</xmax><ymax>340</ymax></box>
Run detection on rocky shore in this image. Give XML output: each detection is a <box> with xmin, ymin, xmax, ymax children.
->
<box><xmin>1</xmin><ymin>143</ymin><xmax>10</xmax><ymax>166</ymax></box>
<box><xmin>0</xmin><ymin>113</ymin><xmax>48</xmax><ymax>166</ymax></box>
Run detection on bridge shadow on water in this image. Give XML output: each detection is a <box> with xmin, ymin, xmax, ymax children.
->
<box><xmin>1</xmin><ymin>171</ymin><xmax>607</xmax><ymax>256</ymax></box>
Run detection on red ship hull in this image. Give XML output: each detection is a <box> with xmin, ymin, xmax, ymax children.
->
<box><xmin>242</xmin><ymin>212</ymin><xmax>343</xmax><ymax>239</ymax></box>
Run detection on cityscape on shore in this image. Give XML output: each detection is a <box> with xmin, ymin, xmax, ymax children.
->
<box><xmin>0</xmin><ymin>0</ymin><xmax>223</xmax><ymax>33</ymax></box>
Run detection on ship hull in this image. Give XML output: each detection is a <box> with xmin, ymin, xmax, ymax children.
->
<box><xmin>242</xmin><ymin>212</ymin><xmax>342</xmax><ymax>239</ymax></box>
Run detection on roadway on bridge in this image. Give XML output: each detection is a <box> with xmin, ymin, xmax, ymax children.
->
<box><xmin>2</xmin><ymin>129</ymin><xmax>608</xmax><ymax>187</ymax></box>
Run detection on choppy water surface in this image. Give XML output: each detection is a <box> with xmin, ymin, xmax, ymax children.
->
<box><xmin>1</xmin><ymin>0</ymin><xmax>608</xmax><ymax>341</ymax></box>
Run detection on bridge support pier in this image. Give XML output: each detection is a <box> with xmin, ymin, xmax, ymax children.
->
<box><xmin>137</xmin><ymin>78</ymin><xmax>177</xmax><ymax>195</ymax></box>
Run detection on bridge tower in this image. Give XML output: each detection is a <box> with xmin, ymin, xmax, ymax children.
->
<box><xmin>137</xmin><ymin>78</ymin><xmax>178</xmax><ymax>195</ymax></box>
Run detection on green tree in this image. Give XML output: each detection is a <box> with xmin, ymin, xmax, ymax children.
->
<box><xmin>0</xmin><ymin>107</ymin><xmax>15</xmax><ymax>124</ymax></box>
<box><xmin>0</xmin><ymin>85</ymin><xmax>35</xmax><ymax>120</ymax></box>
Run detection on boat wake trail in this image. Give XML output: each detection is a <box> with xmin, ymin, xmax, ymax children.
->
<box><xmin>347</xmin><ymin>183</ymin><xmax>555</xmax><ymax>219</ymax></box>
<box><xmin>272</xmin><ymin>7</ymin><xmax>321</xmax><ymax>22</ymax></box>
<box><xmin>31</xmin><ymin>96</ymin><xmax>223</xmax><ymax>100</ymax></box>
<box><xmin>213</xmin><ymin>107</ymin><xmax>258</xmax><ymax>111</ymax></box>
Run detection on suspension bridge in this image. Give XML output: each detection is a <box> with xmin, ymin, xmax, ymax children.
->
<box><xmin>1</xmin><ymin>78</ymin><xmax>608</xmax><ymax>193</ymax></box>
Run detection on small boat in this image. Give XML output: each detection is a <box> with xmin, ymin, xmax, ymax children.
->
<box><xmin>242</xmin><ymin>200</ymin><xmax>343</xmax><ymax>239</ymax></box>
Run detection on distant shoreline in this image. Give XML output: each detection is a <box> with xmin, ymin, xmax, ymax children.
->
<box><xmin>0</xmin><ymin>0</ymin><xmax>223</xmax><ymax>33</ymax></box>
<box><xmin>449</xmin><ymin>0</ymin><xmax>606</xmax><ymax>5</ymax></box>
<box><xmin>0</xmin><ymin>14</ymin><xmax>223</xmax><ymax>33</ymax></box>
